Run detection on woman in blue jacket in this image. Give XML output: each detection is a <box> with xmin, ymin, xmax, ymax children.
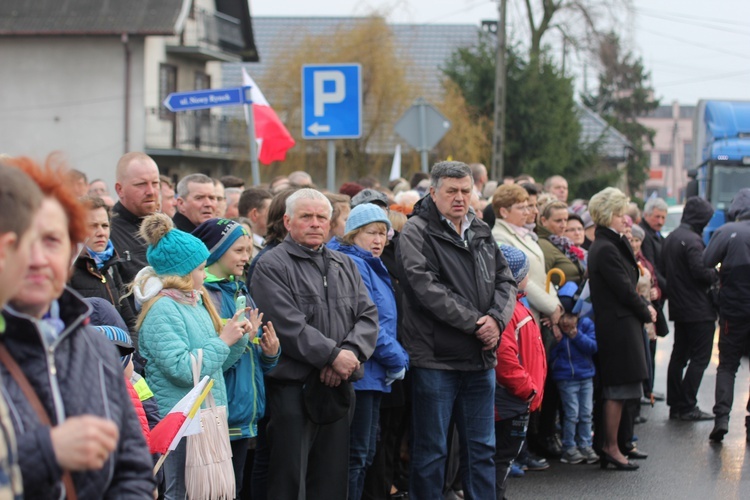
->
<box><xmin>328</xmin><ymin>203</ymin><xmax>409</xmax><ymax>500</ymax></box>
<box><xmin>193</xmin><ymin>218</ymin><xmax>280</xmax><ymax>497</ymax></box>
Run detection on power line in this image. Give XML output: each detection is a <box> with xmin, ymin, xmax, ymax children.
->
<box><xmin>636</xmin><ymin>8</ymin><xmax>750</xmax><ymax>38</ymax></box>
<box><xmin>639</xmin><ymin>27</ymin><xmax>750</xmax><ymax>62</ymax></box>
<box><xmin>658</xmin><ymin>69</ymin><xmax>750</xmax><ymax>88</ymax></box>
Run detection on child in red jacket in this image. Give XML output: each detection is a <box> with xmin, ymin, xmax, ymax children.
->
<box><xmin>495</xmin><ymin>245</ymin><xmax>547</xmax><ymax>500</ymax></box>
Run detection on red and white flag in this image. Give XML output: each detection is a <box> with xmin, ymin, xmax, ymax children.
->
<box><xmin>149</xmin><ymin>376</ymin><xmax>213</xmax><ymax>455</ymax></box>
<box><xmin>242</xmin><ymin>68</ymin><xmax>296</xmax><ymax>165</ymax></box>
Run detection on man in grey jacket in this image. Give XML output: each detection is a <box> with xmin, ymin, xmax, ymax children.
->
<box><xmin>251</xmin><ymin>188</ymin><xmax>378</xmax><ymax>499</ymax></box>
<box><xmin>398</xmin><ymin>161</ymin><xmax>516</xmax><ymax>500</ymax></box>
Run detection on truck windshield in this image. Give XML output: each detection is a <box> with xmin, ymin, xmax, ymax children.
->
<box><xmin>711</xmin><ymin>165</ymin><xmax>750</xmax><ymax>210</ymax></box>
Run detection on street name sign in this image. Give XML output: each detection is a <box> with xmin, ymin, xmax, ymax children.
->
<box><xmin>163</xmin><ymin>87</ymin><xmax>249</xmax><ymax>112</ymax></box>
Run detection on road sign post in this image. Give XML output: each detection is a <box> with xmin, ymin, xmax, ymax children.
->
<box><xmin>394</xmin><ymin>98</ymin><xmax>451</xmax><ymax>172</ymax></box>
<box><xmin>302</xmin><ymin>64</ymin><xmax>362</xmax><ymax>190</ymax></box>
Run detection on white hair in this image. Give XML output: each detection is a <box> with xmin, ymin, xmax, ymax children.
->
<box><xmin>643</xmin><ymin>197</ymin><xmax>668</xmax><ymax>215</ymax></box>
<box><xmin>394</xmin><ymin>190</ymin><xmax>421</xmax><ymax>206</ymax></box>
<box><xmin>285</xmin><ymin>188</ymin><xmax>332</xmax><ymax>218</ymax></box>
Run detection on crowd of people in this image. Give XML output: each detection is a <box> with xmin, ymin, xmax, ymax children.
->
<box><xmin>0</xmin><ymin>152</ymin><xmax>741</xmax><ymax>500</ymax></box>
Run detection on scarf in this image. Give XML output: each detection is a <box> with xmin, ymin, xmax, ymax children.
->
<box><xmin>87</xmin><ymin>240</ymin><xmax>115</xmax><ymax>270</ymax></box>
<box><xmin>547</xmin><ymin>234</ymin><xmax>585</xmax><ymax>264</ymax></box>
<box><xmin>159</xmin><ymin>288</ymin><xmax>201</xmax><ymax>307</ymax></box>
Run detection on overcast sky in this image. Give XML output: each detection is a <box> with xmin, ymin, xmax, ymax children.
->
<box><xmin>250</xmin><ymin>0</ymin><xmax>750</xmax><ymax>106</ymax></box>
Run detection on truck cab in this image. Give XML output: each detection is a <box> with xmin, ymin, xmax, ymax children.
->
<box><xmin>686</xmin><ymin>100</ymin><xmax>750</xmax><ymax>243</ymax></box>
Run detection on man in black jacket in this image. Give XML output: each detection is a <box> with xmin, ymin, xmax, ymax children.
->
<box><xmin>704</xmin><ymin>188</ymin><xmax>750</xmax><ymax>441</ymax></box>
<box><xmin>663</xmin><ymin>197</ymin><xmax>716</xmax><ymax>421</ymax></box>
<box><xmin>639</xmin><ymin>197</ymin><xmax>670</xmax><ymax>400</ymax></box>
<box><xmin>398</xmin><ymin>161</ymin><xmax>516</xmax><ymax>500</ymax></box>
<box><xmin>110</xmin><ymin>152</ymin><xmax>161</xmax><ymax>284</ymax></box>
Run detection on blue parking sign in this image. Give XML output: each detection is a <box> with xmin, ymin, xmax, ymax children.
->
<box><xmin>302</xmin><ymin>64</ymin><xmax>362</xmax><ymax>140</ymax></box>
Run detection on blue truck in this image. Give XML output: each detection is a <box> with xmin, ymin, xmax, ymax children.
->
<box><xmin>687</xmin><ymin>99</ymin><xmax>750</xmax><ymax>243</ymax></box>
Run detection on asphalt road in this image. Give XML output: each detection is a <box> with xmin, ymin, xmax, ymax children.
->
<box><xmin>507</xmin><ymin>325</ymin><xmax>750</xmax><ymax>500</ymax></box>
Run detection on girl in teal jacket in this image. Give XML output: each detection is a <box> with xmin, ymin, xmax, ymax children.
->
<box><xmin>193</xmin><ymin>218</ymin><xmax>280</xmax><ymax>497</ymax></box>
<box><xmin>134</xmin><ymin>214</ymin><xmax>253</xmax><ymax>500</ymax></box>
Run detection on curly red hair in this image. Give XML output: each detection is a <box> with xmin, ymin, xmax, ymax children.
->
<box><xmin>6</xmin><ymin>155</ymin><xmax>89</xmax><ymax>245</ymax></box>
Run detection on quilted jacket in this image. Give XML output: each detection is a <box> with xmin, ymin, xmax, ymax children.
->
<box><xmin>0</xmin><ymin>288</ymin><xmax>155</xmax><ymax>499</ymax></box>
<box><xmin>138</xmin><ymin>294</ymin><xmax>247</xmax><ymax>417</ymax></box>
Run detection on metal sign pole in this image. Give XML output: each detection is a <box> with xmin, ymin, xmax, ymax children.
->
<box><xmin>327</xmin><ymin>140</ymin><xmax>336</xmax><ymax>191</ymax></box>
<box><xmin>418</xmin><ymin>99</ymin><xmax>429</xmax><ymax>172</ymax></box>
<box><xmin>245</xmin><ymin>101</ymin><xmax>261</xmax><ymax>186</ymax></box>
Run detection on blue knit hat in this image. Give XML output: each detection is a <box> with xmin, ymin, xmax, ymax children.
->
<box><xmin>141</xmin><ymin>213</ymin><xmax>209</xmax><ymax>277</ymax></box>
<box><xmin>92</xmin><ymin>325</ymin><xmax>134</xmax><ymax>368</ymax></box>
<box><xmin>499</xmin><ymin>244</ymin><xmax>530</xmax><ymax>285</ymax></box>
<box><xmin>345</xmin><ymin>203</ymin><xmax>391</xmax><ymax>234</ymax></box>
<box><xmin>192</xmin><ymin>218</ymin><xmax>249</xmax><ymax>266</ymax></box>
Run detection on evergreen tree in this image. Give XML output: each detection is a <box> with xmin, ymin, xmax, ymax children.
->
<box><xmin>441</xmin><ymin>32</ymin><xmax>608</xmax><ymax>197</ymax></box>
<box><xmin>582</xmin><ymin>32</ymin><xmax>659</xmax><ymax>194</ymax></box>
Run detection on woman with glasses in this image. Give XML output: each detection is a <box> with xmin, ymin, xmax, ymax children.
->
<box><xmin>491</xmin><ymin>184</ymin><xmax>562</xmax><ymax>325</ymax></box>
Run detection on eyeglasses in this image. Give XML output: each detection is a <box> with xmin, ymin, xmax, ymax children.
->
<box><xmin>565</xmin><ymin>227</ymin><xmax>584</xmax><ymax>233</ymax></box>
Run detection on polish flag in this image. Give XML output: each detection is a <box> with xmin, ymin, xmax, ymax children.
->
<box><xmin>149</xmin><ymin>376</ymin><xmax>213</xmax><ymax>455</ymax></box>
<box><xmin>242</xmin><ymin>68</ymin><xmax>296</xmax><ymax>165</ymax></box>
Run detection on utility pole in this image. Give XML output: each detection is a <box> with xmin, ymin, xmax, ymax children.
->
<box><xmin>491</xmin><ymin>0</ymin><xmax>507</xmax><ymax>181</ymax></box>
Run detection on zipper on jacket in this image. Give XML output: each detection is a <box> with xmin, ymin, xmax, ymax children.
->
<box><xmin>323</xmin><ymin>275</ymin><xmax>328</xmax><ymax>290</ymax></box>
<box><xmin>566</xmin><ymin>341</ymin><xmax>575</xmax><ymax>378</ymax></box>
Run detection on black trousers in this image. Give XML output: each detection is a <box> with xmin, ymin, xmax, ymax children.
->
<box><xmin>362</xmin><ymin>404</ymin><xmax>408</xmax><ymax>500</ymax></box>
<box><xmin>266</xmin><ymin>381</ymin><xmax>353</xmax><ymax>500</ymax></box>
<box><xmin>667</xmin><ymin>321</ymin><xmax>716</xmax><ymax>413</ymax></box>
<box><xmin>713</xmin><ymin>318</ymin><xmax>750</xmax><ymax>420</ymax></box>
<box><xmin>494</xmin><ymin>413</ymin><xmax>529</xmax><ymax>500</ymax></box>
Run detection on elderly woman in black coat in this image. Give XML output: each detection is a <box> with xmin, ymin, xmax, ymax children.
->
<box><xmin>588</xmin><ymin>188</ymin><xmax>656</xmax><ymax>470</ymax></box>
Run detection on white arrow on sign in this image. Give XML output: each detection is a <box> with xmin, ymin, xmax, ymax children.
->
<box><xmin>307</xmin><ymin>122</ymin><xmax>331</xmax><ymax>135</ymax></box>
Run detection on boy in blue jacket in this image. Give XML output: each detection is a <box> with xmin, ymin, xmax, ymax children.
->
<box><xmin>193</xmin><ymin>218</ymin><xmax>281</xmax><ymax>496</ymax></box>
<box><xmin>551</xmin><ymin>282</ymin><xmax>598</xmax><ymax>465</ymax></box>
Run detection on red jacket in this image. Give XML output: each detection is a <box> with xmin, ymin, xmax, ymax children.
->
<box><xmin>494</xmin><ymin>295</ymin><xmax>547</xmax><ymax>419</ymax></box>
<box><xmin>126</xmin><ymin>377</ymin><xmax>151</xmax><ymax>447</ymax></box>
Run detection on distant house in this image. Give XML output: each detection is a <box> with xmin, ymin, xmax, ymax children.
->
<box><xmin>638</xmin><ymin>102</ymin><xmax>695</xmax><ymax>202</ymax></box>
<box><xmin>0</xmin><ymin>0</ymin><xmax>258</xmax><ymax>188</ymax></box>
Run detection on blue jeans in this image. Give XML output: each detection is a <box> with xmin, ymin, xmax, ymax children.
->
<box><xmin>349</xmin><ymin>391</ymin><xmax>382</xmax><ymax>500</ymax></box>
<box><xmin>557</xmin><ymin>378</ymin><xmax>594</xmax><ymax>449</ymax></box>
<box><xmin>163</xmin><ymin>439</ymin><xmax>187</xmax><ymax>500</ymax></box>
<box><xmin>409</xmin><ymin>368</ymin><xmax>495</xmax><ymax>500</ymax></box>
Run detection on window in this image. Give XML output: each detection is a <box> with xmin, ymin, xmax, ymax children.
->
<box><xmin>159</xmin><ymin>64</ymin><xmax>177</xmax><ymax>120</ymax></box>
<box><xmin>194</xmin><ymin>71</ymin><xmax>211</xmax><ymax>119</ymax></box>
<box><xmin>659</xmin><ymin>152</ymin><xmax>673</xmax><ymax>167</ymax></box>
<box><xmin>684</xmin><ymin>141</ymin><xmax>693</xmax><ymax>169</ymax></box>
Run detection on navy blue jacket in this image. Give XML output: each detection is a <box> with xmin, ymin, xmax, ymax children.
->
<box><xmin>1</xmin><ymin>288</ymin><xmax>155</xmax><ymax>498</ymax></box>
<box><xmin>328</xmin><ymin>239</ymin><xmax>408</xmax><ymax>392</ymax></box>
<box><xmin>549</xmin><ymin>317</ymin><xmax>597</xmax><ymax>381</ymax></box>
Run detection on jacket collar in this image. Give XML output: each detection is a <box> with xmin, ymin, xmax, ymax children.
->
<box><xmin>112</xmin><ymin>201</ymin><xmax>143</xmax><ymax>225</ymax></box>
<box><xmin>412</xmin><ymin>195</ymin><xmax>490</xmax><ymax>240</ymax></box>
<box><xmin>281</xmin><ymin>235</ymin><xmax>346</xmax><ymax>264</ymax></box>
<box><xmin>3</xmin><ymin>287</ymin><xmax>92</xmax><ymax>346</ymax></box>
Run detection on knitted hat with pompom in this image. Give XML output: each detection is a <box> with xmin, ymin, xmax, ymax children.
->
<box><xmin>141</xmin><ymin>213</ymin><xmax>209</xmax><ymax>277</ymax></box>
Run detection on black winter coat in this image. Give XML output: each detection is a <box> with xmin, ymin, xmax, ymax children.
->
<box><xmin>588</xmin><ymin>227</ymin><xmax>652</xmax><ymax>387</ymax></box>
<box><xmin>0</xmin><ymin>288</ymin><xmax>155</xmax><ymax>499</ymax></box>
<box><xmin>704</xmin><ymin>188</ymin><xmax>750</xmax><ymax>321</ymax></box>
<box><xmin>109</xmin><ymin>202</ymin><xmax>148</xmax><ymax>285</ymax></box>
<box><xmin>639</xmin><ymin>219</ymin><xmax>667</xmax><ymax>298</ymax></box>
<box><xmin>662</xmin><ymin>197</ymin><xmax>717</xmax><ymax>323</ymax></box>
<box><xmin>69</xmin><ymin>252</ymin><xmax>138</xmax><ymax>339</ymax></box>
<box><xmin>397</xmin><ymin>195</ymin><xmax>516</xmax><ymax>371</ymax></box>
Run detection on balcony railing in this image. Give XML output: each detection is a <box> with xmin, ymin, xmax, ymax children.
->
<box><xmin>145</xmin><ymin>108</ymin><xmax>248</xmax><ymax>156</ymax></box>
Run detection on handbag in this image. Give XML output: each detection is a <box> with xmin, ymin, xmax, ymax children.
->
<box><xmin>0</xmin><ymin>343</ymin><xmax>77</xmax><ymax>499</ymax></box>
<box><xmin>185</xmin><ymin>350</ymin><xmax>235</xmax><ymax>499</ymax></box>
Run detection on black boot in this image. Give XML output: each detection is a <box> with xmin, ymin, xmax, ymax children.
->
<box><xmin>710</xmin><ymin>417</ymin><xmax>729</xmax><ymax>442</ymax></box>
